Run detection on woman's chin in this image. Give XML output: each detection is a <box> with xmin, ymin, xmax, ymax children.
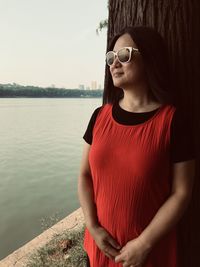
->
<box><xmin>113</xmin><ymin>80</ymin><xmax>125</xmax><ymax>87</ymax></box>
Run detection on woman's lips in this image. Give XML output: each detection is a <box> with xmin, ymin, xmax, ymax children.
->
<box><xmin>113</xmin><ymin>72</ymin><xmax>123</xmax><ymax>77</ymax></box>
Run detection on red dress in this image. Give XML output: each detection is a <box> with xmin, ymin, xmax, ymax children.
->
<box><xmin>83</xmin><ymin>103</ymin><xmax>178</xmax><ymax>267</ymax></box>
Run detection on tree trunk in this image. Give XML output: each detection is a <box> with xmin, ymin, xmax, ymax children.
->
<box><xmin>105</xmin><ymin>1</ymin><xmax>200</xmax><ymax>266</ymax></box>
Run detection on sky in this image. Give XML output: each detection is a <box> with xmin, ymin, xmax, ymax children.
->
<box><xmin>0</xmin><ymin>0</ymin><xmax>108</xmax><ymax>89</ymax></box>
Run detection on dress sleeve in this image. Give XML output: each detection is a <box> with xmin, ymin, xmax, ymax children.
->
<box><xmin>82</xmin><ymin>106</ymin><xmax>102</xmax><ymax>144</ymax></box>
<box><xmin>170</xmin><ymin>108</ymin><xmax>196</xmax><ymax>163</ymax></box>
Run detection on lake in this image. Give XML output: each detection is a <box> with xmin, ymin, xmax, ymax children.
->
<box><xmin>0</xmin><ymin>97</ymin><xmax>102</xmax><ymax>260</ymax></box>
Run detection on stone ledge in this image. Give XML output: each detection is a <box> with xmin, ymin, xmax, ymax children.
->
<box><xmin>0</xmin><ymin>207</ymin><xmax>85</xmax><ymax>267</ymax></box>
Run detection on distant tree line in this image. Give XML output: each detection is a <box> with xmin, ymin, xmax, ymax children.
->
<box><xmin>0</xmin><ymin>83</ymin><xmax>103</xmax><ymax>98</ymax></box>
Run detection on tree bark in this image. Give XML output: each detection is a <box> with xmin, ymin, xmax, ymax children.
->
<box><xmin>105</xmin><ymin>1</ymin><xmax>200</xmax><ymax>266</ymax></box>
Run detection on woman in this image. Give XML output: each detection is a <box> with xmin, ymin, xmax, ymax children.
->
<box><xmin>78</xmin><ymin>26</ymin><xmax>196</xmax><ymax>267</ymax></box>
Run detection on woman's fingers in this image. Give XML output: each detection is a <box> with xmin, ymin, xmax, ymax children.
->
<box><xmin>106</xmin><ymin>235</ymin><xmax>121</xmax><ymax>250</ymax></box>
<box><xmin>104</xmin><ymin>251</ymin><xmax>113</xmax><ymax>260</ymax></box>
<box><xmin>92</xmin><ymin>226</ymin><xmax>121</xmax><ymax>260</ymax></box>
<box><xmin>103</xmin><ymin>243</ymin><xmax>120</xmax><ymax>260</ymax></box>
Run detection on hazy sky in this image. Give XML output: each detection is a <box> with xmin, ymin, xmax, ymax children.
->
<box><xmin>0</xmin><ymin>0</ymin><xmax>108</xmax><ymax>88</ymax></box>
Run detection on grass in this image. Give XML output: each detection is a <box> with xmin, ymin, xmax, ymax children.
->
<box><xmin>26</xmin><ymin>223</ymin><xmax>88</xmax><ymax>267</ymax></box>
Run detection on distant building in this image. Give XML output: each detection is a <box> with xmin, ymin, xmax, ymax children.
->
<box><xmin>98</xmin><ymin>84</ymin><xmax>102</xmax><ymax>90</ymax></box>
<box><xmin>86</xmin><ymin>86</ymin><xmax>90</xmax><ymax>90</ymax></box>
<box><xmin>78</xmin><ymin>84</ymin><xmax>85</xmax><ymax>90</ymax></box>
<box><xmin>91</xmin><ymin>81</ymin><xmax>97</xmax><ymax>90</ymax></box>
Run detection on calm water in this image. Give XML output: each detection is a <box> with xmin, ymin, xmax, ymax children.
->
<box><xmin>0</xmin><ymin>97</ymin><xmax>102</xmax><ymax>260</ymax></box>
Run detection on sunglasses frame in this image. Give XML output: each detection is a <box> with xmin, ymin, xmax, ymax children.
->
<box><xmin>105</xmin><ymin>46</ymin><xmax>140</xmax><ymax>66</ymax></box>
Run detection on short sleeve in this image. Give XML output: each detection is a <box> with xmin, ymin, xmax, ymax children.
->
<box><xmin>83</xmin><ymin>106</ymin><xmax>102</xmax><ymax>144</ymax></box>
<box><xmin>170</xmin><ymin>108</ymin><xmax>196</xmax><ymax>163</ymax></box>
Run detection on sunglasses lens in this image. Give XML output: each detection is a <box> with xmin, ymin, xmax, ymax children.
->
<box><xmin>106</xmin><ymin>52</ymin><xmax>115</xmax><ymax>66</ymax></box>
<box><xmin>106</xmin><ymin>48</ymin><xmax>131</xmax><ymax>66</ymax></box>
<box><xmin>118</xmin><ymin>48</ymin><xmax>130</xmax><ymax>63</ymax></box>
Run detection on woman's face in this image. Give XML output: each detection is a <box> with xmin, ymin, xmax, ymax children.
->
<box><xmin>109</xmin><ymin>33</ymin><xmax>145</xmax><ymax>89</ymax></box>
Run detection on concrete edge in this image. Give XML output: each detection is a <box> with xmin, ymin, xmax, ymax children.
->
<box><xmin>0</xmin><ymin>207</ymin><xmax>85</xmax><ymax>267</ymax></box>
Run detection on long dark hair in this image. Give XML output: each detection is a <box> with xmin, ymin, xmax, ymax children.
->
<box><xmin>103</xmin><ymin>26</ymin><xmax>176</xmax><ymax>106</ymax></box>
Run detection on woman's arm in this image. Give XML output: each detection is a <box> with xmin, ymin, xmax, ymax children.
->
<box><xmin>138</xmin><ymin>159</ymin><xmax>196</xmax><ymax>250</ymax></box>
<box><xmin>78</xmin><ymin>141</ymin><xmax>123</xmax><ymax>259</ymax></box>
<box><xmin>77</xmin><ymin>141</ymin><xmax>99</xmax><ymax>231</ymax></box>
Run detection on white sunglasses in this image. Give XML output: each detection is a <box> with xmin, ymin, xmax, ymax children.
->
<box><xmin>105</xmin><ymin>46</ymin><xmax>140</xmax><ymax>66</ymax></box>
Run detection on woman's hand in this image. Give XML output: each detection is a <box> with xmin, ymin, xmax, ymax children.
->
<box><xmin>114</xmin><ymin>237</ymin><xmax>152</xmax><ymax>267</ymax></box>
<box><xmin>89</xmin><ymin>225</ymin><xmax>122</xmax><ymax>260</ymax></box>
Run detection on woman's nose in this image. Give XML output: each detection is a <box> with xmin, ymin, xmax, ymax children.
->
<box><xmin>111</xmin><ymin>56</ymin><xmax>121</xmax><ymax>67</ymax></box>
